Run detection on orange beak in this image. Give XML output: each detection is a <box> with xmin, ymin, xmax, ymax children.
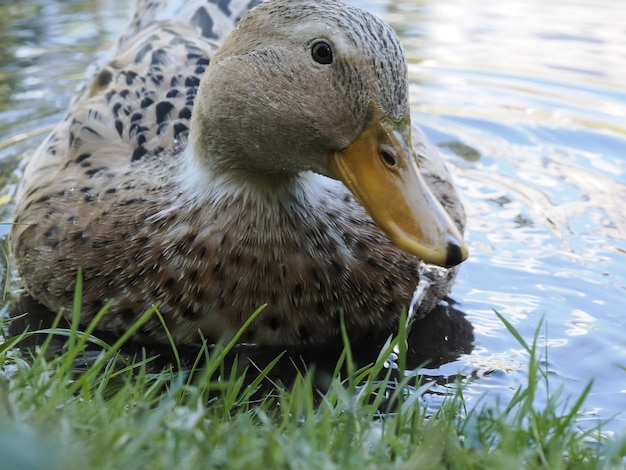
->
<box><xmin>329</xmin><ymin>109</ymin><xmax>468</xmax><ymax>267</ymax></box>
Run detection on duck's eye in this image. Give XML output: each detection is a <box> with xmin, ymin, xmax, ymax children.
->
<box><xmin>311</xmin><ymin>41</ymin><xmax>333</xmax><ymax>64</ymax></box>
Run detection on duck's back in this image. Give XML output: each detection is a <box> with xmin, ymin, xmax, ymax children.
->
<box><xmin>14</xmin><ymin>0</ymin><xmax>260</xmax><ymax>209</ymax></box>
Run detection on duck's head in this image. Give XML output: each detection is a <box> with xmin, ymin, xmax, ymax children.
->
<box><xmin>190</xmin><ymin>0</ymin><xmax>468</xmax><ymax>267</ymax></box>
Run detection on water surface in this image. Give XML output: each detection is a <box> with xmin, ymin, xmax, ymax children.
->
<box><xmin>1</xmin><ymin>0</ymin><xmax>625</xmax><ymax>434</ymax></box>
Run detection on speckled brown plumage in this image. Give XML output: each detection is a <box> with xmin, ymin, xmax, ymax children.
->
<box><xmin>10</xmin><ymin>0</ymin><xmax>466</xmax><ymax>346</ymax></box>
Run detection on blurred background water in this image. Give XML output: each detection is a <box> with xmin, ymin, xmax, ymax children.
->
<box><xmin>1</xmin><ymin>0</ymin><xmax>625</xmax><ymax>434</ymax></box>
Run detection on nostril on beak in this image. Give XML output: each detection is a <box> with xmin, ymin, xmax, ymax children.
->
<box><xmin>379</xmin><ymin>149</ymin><xmax>397</xmax><ymax>167</ymax></box>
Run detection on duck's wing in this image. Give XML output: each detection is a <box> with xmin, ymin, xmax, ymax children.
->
<box><xmin>11</xmin><ymin>1</ymin><xmax>263</xmax><ymax>270</ymax></box>
<box><xmin>97</xmin><ymin>0</ymin><xmax>264</xmax><ymax>103</ymax></box>
<box><xmin>14</xmin><ymin>1</ymin><xmax>260</xmax><ymax>216</ymax></box>
<box><xmin>413</xmin><ymin>126</ymin><xmax>466</xmax><ymax>235</ymax></box>
<box><xmin>116</xmin><ymin>0</ymin><xmax>262</xmax><ymax>56</ymax></box>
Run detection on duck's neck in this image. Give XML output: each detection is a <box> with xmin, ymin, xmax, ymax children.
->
<box><xmin>176</xmin><ymin>141</ymin><xmax>329</xmax><ymax>211</ymax></box>
<box><xmin>168</xmin><ymin>141</ymin><xmax>354</xmax><ymax>257</ymax></box>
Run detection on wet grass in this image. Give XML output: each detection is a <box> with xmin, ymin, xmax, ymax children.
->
<box><xmin>1</xmin><ymin>287</ymin><xmax>625</xmax><ymax>469</ymax></box>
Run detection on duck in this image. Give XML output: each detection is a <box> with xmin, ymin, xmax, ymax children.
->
<box><xmin>10</xmin><ymin>0</ymin><xmax>468</xmax><ymax>346</ymax></box>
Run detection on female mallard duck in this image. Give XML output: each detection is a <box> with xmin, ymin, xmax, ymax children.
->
<box><xmin>10</xmin><ymin>0</ymin><xmax>468</xmax><ymax>346</ymax></box>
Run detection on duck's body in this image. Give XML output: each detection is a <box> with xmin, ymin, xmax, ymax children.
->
<box><xmin>11</xmin><ymin>0</ymin><xmax>467</xmax><ymax>345</ymax></box>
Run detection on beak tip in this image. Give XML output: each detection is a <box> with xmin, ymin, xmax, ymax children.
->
<box><xmin>444</xmin><ymin>242</ymin><xmax>469</xmax><ymax>268</ymax></box>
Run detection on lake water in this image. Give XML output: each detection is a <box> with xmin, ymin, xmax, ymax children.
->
<box><xmin>1</xmin><ymin>0</ymin><xmax>625</xmax><ymax>435</ymax></box>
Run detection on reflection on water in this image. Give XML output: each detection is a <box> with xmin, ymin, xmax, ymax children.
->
<box><xmin>1</xmin><ymin>0</ymin><xmax>626</xmax><ymax>433</ymax></box>
<box><xmin>0</xmin><ymin>0</ymin><xmax>131</xmax><ymax>233</ymax></box>
<box><xmin>407</xmin><ymin>0</ymin><xmax>626</xmax><ymax>433</ymax></box>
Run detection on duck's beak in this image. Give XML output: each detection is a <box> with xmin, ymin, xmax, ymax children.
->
<box><xmin>329</xmin><ymin>111</ymin><xmax>468</xmax><ymax>268</ymax></box>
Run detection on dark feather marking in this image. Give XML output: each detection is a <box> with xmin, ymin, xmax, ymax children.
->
<box><xmin>132</xmin><ymin>146</ymin><xmax>148</xmax><ymax>161</ymax></box>
<box><xmin>155</xmin><ymin>101</ymin><xmax>174</xmax><ymax>125</ymax></box>
<box><xmin>191</xmin><ymin>8</ymin><xmax>215</xmax><ymax>39</ymax></box>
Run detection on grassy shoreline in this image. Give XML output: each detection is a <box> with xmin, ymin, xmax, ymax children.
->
<box><xmin>1</xmin><ymin>305</ymin><xmax>625</xmax><ymax>469</ymax></box>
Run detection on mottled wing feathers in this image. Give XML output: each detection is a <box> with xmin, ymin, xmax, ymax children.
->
<box><xmin>15</xmin><ymin>25</ymin><xmax>212</xmax><ymax>212</ymax></box>
<box><xmin>17</xmin><ymin>0</ymin><xmax>263</xmax><ymax>201</ymax></box>
<box><xmin>120</xmin><ymin>0</ymin><xmax>262</xmax><ymax>48</ymax></box>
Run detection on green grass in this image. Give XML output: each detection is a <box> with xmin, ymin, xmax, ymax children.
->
<box><xmin>1</xmin><ymin>294</ymin><xmax>626</xmax><ymax>469</ymax></box>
